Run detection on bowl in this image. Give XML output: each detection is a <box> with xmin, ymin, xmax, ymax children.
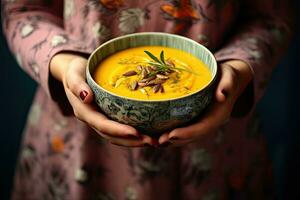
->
<box><xmin>86</xmin><ymin>32</ymin><xmax>217</xmax><ymax>137</ymax></box>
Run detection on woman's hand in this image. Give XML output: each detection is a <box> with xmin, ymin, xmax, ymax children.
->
<box><xmin>158</xmin><ymin>60</ymin><xmax>253</xmax><ymax>146</ymax></box>
<box><xmin>50</xmin><ymin>53</ymin><xmax>155</xmax><ymax>147</ymax></box>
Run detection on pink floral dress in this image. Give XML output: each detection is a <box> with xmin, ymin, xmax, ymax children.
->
<box><xmin>2</xmin><ymin>0</ymin><xmax>295</xmax><ymax>199</ymax></box>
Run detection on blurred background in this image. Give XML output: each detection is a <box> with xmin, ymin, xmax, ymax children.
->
<box><xmin>1</xmin><ymin>4</ymin><xmax>300</xmax><ymax>200</ymax></box>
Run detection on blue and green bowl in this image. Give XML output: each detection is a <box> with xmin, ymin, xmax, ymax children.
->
<box><xmin>86</xmin><ymin>32</ymin><xmax>217</xmax><ymax>137</ymax></box>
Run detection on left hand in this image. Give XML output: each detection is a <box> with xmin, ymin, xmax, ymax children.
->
<box><xmin>158</xmin><ymin>60</ymin><xmax>253</xmax><ymax>147</ymax></box>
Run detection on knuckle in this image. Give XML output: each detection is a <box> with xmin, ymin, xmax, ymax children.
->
<box><xmin>69</xmin><ymin>81</ymin><xmax>81</xmax><ymax>94</ymax></box>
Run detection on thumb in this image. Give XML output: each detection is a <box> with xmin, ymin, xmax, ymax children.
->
<box><xmin>65</xmin><ymin>58</ymin><xmax>94</xmax><ymax>104</ymax></box>
<box><xmin>215</xmin><ymin>64</ymin><xmax>238</xmax><ymax>103</ymax></box>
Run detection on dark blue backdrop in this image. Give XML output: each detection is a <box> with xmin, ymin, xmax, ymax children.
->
<box><xmin>1</xmin><ymin>6</ymin><xmax>300</xmax><ymax>200</ymax></box>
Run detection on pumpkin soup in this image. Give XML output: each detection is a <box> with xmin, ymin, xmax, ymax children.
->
<box><xmin>93</xmin><ymin>46</ymin><xmax>211</xmax><ymax>100</ymax></box>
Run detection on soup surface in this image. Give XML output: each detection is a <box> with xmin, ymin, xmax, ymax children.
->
<box><xmin>93</xmin><ymin>46</ymin><xmax>212</xmax><ymax>100</ymax></box>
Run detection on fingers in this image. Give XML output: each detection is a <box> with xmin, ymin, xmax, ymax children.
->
<box><xmin>66</xmin><ymin>86</ymin><xmax>159</xmax><ymax>147</ymax></box>
<box><xmin>158</xmin><ymin>133</ymin><xmax>169</xmax><ymax>144</ymax></box>
<box><xmin>65</xmin><ymin>87</ymin><xmax>157</xmax><ymax>147</ymax></box>
<box><xmin>159</xmin><ymin>63</ymin><xmax>247</xmax><ymax>147</ymax></box>
<box><xmin>93</xmin><ymin>128</ymin><xmax>153</xmax><ymax>147</ymax></box>
<box><xmin>59</xmin><ymin>56</ymin><xmax>159</xmax><ymax>147</ymax></box>
<box><xmin>161</xmin><ymin>99</ymin><xmax>231</xmax><ymax>143</ymax></box>
<box><xmin>158</xmin><ymin>132</ymin><xmax>193</xmax><ymax>147</ymax></box>
<box><xmin>215</xmin><ymin>63</ymin><xmax>238</xmax><ymax>103</ymax></box>
<box><xmin>168</xmin><ymin>122</ymin><xmax>217</xmax><ymax>141</ymax></box>
<box><xmin>110</xmin><ymin>135</ymin><xmax>154</xmax><ymax>147</ymax></box>
<box><xmin>65</xmin><ymin>87</ymin><xmax>140</xmax><ymax>137</ymax></box>
<box><xmin>65</xmin><ymin>58</ymin><xmax>94</xmax><ymax>104</ymax></box>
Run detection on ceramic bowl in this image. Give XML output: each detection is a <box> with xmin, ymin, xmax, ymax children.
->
<box><xmin>86</xmin><ymin>32</ymin><xmax>217</xmax><ymax>137</ymax></box>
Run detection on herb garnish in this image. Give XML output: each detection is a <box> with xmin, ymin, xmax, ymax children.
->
<box><xmin>144</xmin><ymin>50</ymin><xmax>199</xmax><ymax>76</ymax></box>
<box><xmin>114</xmin><ymin>50</ymin><xmax>198</xmax><ymax>95</ymax></box>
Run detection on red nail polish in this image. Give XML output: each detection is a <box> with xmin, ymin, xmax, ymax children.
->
<box><xmin>80</xmin><ymin>90</ymin><xmax>88</xmax><ymax>101</ymax></box>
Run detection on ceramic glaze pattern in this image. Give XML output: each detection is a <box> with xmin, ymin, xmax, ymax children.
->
<box><xmin>87</xmin><ymin>33</ymin><xmax>217</xmax><ymax>136</ymax></box>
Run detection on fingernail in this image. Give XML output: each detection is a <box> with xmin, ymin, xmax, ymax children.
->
<box><xmin>80</xmin><ymin>90</ymin><xmax>88</xmax><ymax>101</ymax></box>
<box><xmin>160</xmin><ymin>142</ymin><xmax>171</xmax><ymax>147</ymax></box>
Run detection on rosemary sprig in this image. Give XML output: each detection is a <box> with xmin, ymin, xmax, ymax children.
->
<box><xmin>144</xmin><ymin>50</ymin><xmax>199</xmax><ymax>76</ymax></box>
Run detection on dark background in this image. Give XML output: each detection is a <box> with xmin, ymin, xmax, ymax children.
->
<box><xmin>1</xmin><ymin>6</ymin><xmax>300</xmax><ymax>200</ymax></box>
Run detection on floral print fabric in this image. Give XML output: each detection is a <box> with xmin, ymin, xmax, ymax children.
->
<box><xmin>1</xmin><ymin>0</ymin><xmax>295</xmax><ymax>199</ymax></box>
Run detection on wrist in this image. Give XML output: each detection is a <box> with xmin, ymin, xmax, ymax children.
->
<box><xmin>50</xmin><ymin>53</ymin><xmax>86</xmax><ymax>82</ymax></box>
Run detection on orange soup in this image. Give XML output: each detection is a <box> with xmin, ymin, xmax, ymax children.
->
<box><xmin>93</xmin><ymin>46</ymin><xmax>212</xmax><ymax>100</ymax></box>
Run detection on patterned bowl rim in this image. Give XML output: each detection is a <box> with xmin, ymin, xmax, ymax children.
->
<box><xmin>86</xmin><ymin>32</ymin><xmax>218</xmax><ymax>103</ymax></box>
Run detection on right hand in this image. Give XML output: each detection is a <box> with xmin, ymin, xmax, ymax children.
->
<box><xmin>50</xmin><ymin>53</ymin><xmax>156</xmax><ymax>147</ymax></box>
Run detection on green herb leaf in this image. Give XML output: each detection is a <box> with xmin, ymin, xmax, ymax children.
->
<box><xmin>160</xmin><ymin>51</ymin><xmax>166</xmax><ymax>64</ymax></box>
<box><xmin>144</xmin><ymin>50</ymin><xmax>199</xmax><ymax>76</ymax></box>
<box><xmin>148</xmin><ymin>61</ymin><xmax>163</xmax><ymax>67</ymax></box>
<box><xmin>144</xmin><ymin>51</ymin><xmax>161</xmax><ymax>64</ymax></box>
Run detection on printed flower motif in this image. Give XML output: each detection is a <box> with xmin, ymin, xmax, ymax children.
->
<box><xmin>44</xmin><ymin>164</ymin><xmax>69</xmax><ymax>200</ymax></box>
<box><xmin>270</xmin><ymin>27</ymin><xmax>287</xmax><ymax>45</ymax></box>
<box><xmin>183</xmin><ymin>148</ymin><xmax>212</xmax><ymax>185</ymax></box>
<box><xmin>197</xmin><ymin>34</ymin><xmax>209</xmax><ymax>47</ymax></box>
<box><xmin>28</xmin><ymin>62</ymin><xmax>40</xmax><ymax>77</ymax></box>
<box><xmin>100</xmin><ymin>0</ymin><xmax>124</xmax><ymax>9</ymax></box>
<box><xmin>18</xmin><ymin>145</ymin><xmax>37</xmax><ymax>178</ymax></box>
<box><xmin>74</xmin><ymin>168</ymin><xmax>89</xmax><ymax>184</ymax></box>
<box><xmin>248</xmin><ymin>49</ymin><xmax>262</xmax><ymax>60</ymax></box>
<box><xmin>161</xmin><ymin>0</ymin><xmax>200</xmax><ymax>21</ymax></box>
<box><xmin>138</xmin><ymin>161</ymin><xmax>161</xmax><ymax>173</ymax></box>
<box><xmin>28</xmin><ymin>103</ymin><xmax>41</xmax><ymax>125</ymax></box>
<box><xmin>87</xmin><ymin>0</ymin><xmax>124</xmax><ymax>15</ymax></box>
<box><xmin>243</xmin><ymin>37</ymin><xmax>263</xmax><ymax>60</ymax></box>
<box><xmin>51</xmin><ymin>35</ymin><xmax>67</xmax><ymax>47</ymax></box>
<box><xmin>21</xmin><ymin>24</ymin><xmax>34</xmax><ymax>38</ymax></box>
<box><xmin>53</xmin><ymin>118</ymin><xmax>68</xmax><ymax>131</ymax></box>
<box><xmin>64</xmin><ymin>0</ymin><xmax>75</xmax><ymax>20</ymax></box>
<box><xmin>245</xmin><ymin>37</ymin><xmax>258</xmax><ymax>45</ymax></box>
<box><xmin>92</xmin><ymin>22</ymin><xmax>111</xmax><ymax>40</ymax></box>
<box><xmin>127</xmin><ymin>148</ymin><xmax>174</xmax><ymax>183</ymax></box>
<box><xmin>202</xmin><ymin>189</ymin><xmax>219</xmax><ymax>200</ymax></box>
<box><xmin>94</xmin><ymin>192</ymin><xmax>115</xmax><ymax>200</ymax></box>
<box><xmin>119</xmin><ymin>8</ymin><xmax>145</xmax><ymax>34</ymax></box>
<box><xmin>21</xmin><ymin>145</ymin><xmax>35</xmax><ymax>159</ymax></box>
<box><xmin>125</xmin><ymin>186</ymin><xmax>138</xmax><ymax>200</ymax></box>
<box><xmin>161</xmin><ymin>0</ymin><xmax>211</xmax><ymax>34</ymax></box>
<box><xmin>51</xmin><ymin>135</ymin><xmax>65</xmax><ymax>153</ymax></box>
<box><xmin>191</xmin><ymin>148</ymin><xmax>212</xmax><ymax>171</ymax></box>
<box><xmin>16</xmin><ymin>53</ymin><xmax>22</xmax><ymax>66</ymax></box>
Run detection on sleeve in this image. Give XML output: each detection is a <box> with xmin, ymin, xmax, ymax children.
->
<box><xmin>214</xmin><ymin>0</ymin><xmax>296</xmax><ymax>104</ymax></box>
<box><xmin>1</xmin><ymin>0</ymin><xmax>90</xmax><ymax>98</ymax></box>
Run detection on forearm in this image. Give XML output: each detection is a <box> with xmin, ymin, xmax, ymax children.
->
<box><xmin>215</xmin><ymin>0</ymin><xmax>295</xmax><ymax>112</ymax></box>
<box><xmin>2</xmin><ymin>1</ymin><xmax>90</xmax><ymax>98</ymax></box>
